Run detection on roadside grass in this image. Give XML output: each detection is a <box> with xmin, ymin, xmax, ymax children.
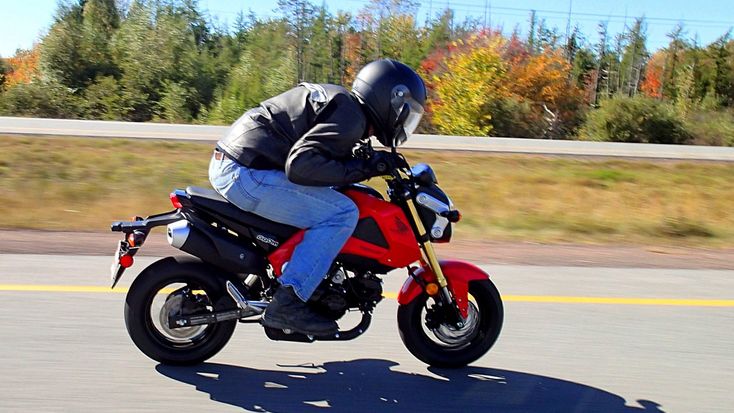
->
<box><xmin>1</xmin><ymin>135</ymin><xmax>733</xmax><ymax>246</ymax></box>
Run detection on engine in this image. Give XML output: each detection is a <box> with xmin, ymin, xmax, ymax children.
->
<box><xmin>308</xmin><ymin>267</ymin><xmax>383</xmax><ymax>320</ymax></box>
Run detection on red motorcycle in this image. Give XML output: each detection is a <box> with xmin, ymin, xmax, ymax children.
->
<box><xmin>110</xmin><ymin>151</ymin><xmax>503</xmax><ymax>368</ymax></box>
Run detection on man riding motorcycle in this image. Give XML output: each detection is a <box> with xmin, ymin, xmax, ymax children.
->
<box><xmin>209</xmin><ymin>59</ymin><xmax>427</xmax><ymax>336</ymax></box>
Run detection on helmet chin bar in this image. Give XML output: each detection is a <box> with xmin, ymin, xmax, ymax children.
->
<box><xmin>393</xmin><ymin>128</ymin><xmax>408</xmax><ymax>147</ymax></box>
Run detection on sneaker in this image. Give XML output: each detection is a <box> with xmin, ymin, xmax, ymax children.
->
<box><xmin>262</xmin><ymin>285</ymin><xmax>338</xmax><ymax>336</ymax></box>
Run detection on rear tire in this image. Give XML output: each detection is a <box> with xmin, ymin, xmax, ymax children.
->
<box><xmin>397</xmin><ymin>279</ymin><xmax>503</xmax><ymax>368</ymax></box>
<box><xmin>124</xmin><ymin>256</ymin><xmax>237</xmax><ymax>365</ymax></box>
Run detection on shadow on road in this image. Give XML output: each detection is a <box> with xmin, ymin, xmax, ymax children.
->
<box><xmin>156</xmin><ymin>359</ymin><xmax>664</xmax><ymax>413</ymax></box>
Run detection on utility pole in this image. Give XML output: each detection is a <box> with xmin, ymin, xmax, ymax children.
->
<box><xmin>449</xmin><ymin>0</ymin><xmax>454</xmax><ymax>40</ymax></box>
<box><xmin>565</xmin><ymin>0</ymin><xmax>572</xmax><ymax>43</ymax></box>
<box><xmin>488</xmin><ymin>1</ymin><xmax>492</xmax><ymax>30</ymax></box>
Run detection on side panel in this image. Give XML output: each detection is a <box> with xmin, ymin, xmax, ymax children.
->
<box><xmin>397</xmin><ymin>260</ymin><xmax>490</xmax><ymax>317</ymax></box>
<box><xmin>268</xmin><ymin>189</ymin><xmax>421</xmax><ymax>275</ymax></box>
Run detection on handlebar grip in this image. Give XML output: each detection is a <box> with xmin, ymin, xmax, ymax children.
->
<box><xmin>440</xmin><ymin>210</ymin><xmax>462</xmax><ymax>223</ymax></box>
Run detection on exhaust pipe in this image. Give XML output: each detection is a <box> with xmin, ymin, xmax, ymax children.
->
<box><xmin>165</xmin><ymin>220</ymin><xmax>266</xmax><ymax>275</ymax></box>
<box><xmin>167</xmin><ymin>220</ymin><xmax>190</xmax><ymax>248</ymax></box>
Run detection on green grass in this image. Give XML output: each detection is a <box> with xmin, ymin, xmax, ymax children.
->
<box><xmin>1</xmin><ymin>135</ymin><xmax>733</xmax><ymax>246</ymax></box>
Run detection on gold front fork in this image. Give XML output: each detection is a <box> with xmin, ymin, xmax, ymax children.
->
<box><xmin>405</xmin><ymin>198</ymin><xmax>448</xmax><ymax>288</ymax></box>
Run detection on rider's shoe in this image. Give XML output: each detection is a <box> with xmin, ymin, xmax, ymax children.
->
<box><xmin>261</xmin><ymin>285</ymin><xmax>338</xmax><ymax>336</ymax></box>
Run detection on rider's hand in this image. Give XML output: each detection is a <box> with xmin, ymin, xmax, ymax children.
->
<box><xmin>367</xmin><ymin>151</ymin><xmax>408</xmax><ymax>177</ymax></box>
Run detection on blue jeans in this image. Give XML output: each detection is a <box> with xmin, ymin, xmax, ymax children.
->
<box><xmin>208</xmin><ymin>153</ymin><xmax>359</xmax><ymax>301</ymax></box>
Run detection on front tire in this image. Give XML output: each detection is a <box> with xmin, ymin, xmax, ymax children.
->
<box><xmin>124</xmin><ymin>256</ymin><xmax>237</xmax><ymax>365</ymax></box>
<box><xmin>397</xmin><ymin>279</ymin><xmax>503</xmax><ymax>368</ymax></box>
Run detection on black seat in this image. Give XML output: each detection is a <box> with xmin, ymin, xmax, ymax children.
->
<box><xmin>185</xmin><ymin>186</ymin><xmax>299</xmax><ymax>239</ymax></box>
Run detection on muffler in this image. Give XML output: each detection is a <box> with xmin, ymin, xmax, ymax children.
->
<box><xmin>166</xmin><ymin>220</ymin><xmax>266</xmax><ymax>275</ymax></box>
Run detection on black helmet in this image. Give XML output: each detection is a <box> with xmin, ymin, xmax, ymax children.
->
<box><xmin>352</xmin><ymin>59</ymin><xmax>427</xmax><ymax>147</ymax></box>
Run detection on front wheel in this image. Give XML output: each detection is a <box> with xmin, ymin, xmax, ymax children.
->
<box><xmin>124</xmin><ymin>256</ymin><xmax>237</xmax><ymax>365</ymax></box>
<box><xmin>397</xmin><ymin>279</ymin><xmax>503</xmax><ymax>368</ymax></box>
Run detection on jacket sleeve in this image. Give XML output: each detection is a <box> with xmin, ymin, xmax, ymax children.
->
<box><xmin>285</xmin><ymin>95</ymin><xmax>371</xmax><ymax>186</ymax></box>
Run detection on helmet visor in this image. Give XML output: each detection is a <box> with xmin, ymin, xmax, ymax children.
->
<box><xmin>403</xmin><ymin>98</ymin><xmax>424</xmax><ymax>137</ymax></box>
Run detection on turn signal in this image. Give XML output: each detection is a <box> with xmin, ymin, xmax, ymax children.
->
<box><xmin>170</xmin><ymin>193</ymin><xmax>183</xmax><ymax>209</ymax></box>
<box><xmin>425</xmin><ymin>283</ymin><xmax>440</xmax><ymax>296</ymax></box>
<box><xmin>127</xmin><ymin>231</ymin><xmax>146</xmax><ymax>248</ymax></box>
<box><xmin>119</xmin><ymin>254</ymin><xmax>134</xmax><ymax>268</ymax></box>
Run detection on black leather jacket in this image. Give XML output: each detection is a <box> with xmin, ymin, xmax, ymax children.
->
<box><xmin>216</xmin><ymin>83</ymin><xmax>372</xmax><ymax>186</ymax></box>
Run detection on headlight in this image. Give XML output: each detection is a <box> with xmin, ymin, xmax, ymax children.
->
<box><xmin>415</xmin><ymin>186</ymin><xmax>453</xmax><ymax>243</ymax></box>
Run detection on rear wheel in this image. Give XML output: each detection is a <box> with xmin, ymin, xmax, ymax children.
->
<box><xmin>397</xmin><ymin>279</ymin><xmax>503</xmax><ymax>368</ymax></box>
<box><xmin>124</xmin><ymin>256</ymin><xmax>237</xmax><ymax>365</ymax></box>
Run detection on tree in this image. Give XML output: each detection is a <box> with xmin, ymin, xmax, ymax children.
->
<box><xmin>40</xmin><ymin>0</ymin><xmax>120</xmax><ymax>89</ymax></box>
<box><xmin>40</xmin><ymin>1</ymin><xmax>86</xmax><ymax>88</ymax></box>
<box><xmin>709</xmin><ymin>31</ymin><xmax>733</xmax><ymax>106</ymax></box>
<box><xmin>208</xmin><ymin>20</ymin><xmax>296</xmax><ymax>124</ymax></box>
<box><xmin>527</xmin><ymin>10</ymin><xmax>537</xmax><ymax>54</ymax></box>
<box><xmin>425</xmin><ymin>31</ymin><xmax>585</xmax><ymax>138</ymax></box>
<box><xmin>592</xmin><ymin>21</ymin><xmax>611</xmax><ymax>103</ymax></box>
<box><xmin>619</xmin><ymin>18</ymin><xmax>648</xmax><ymax>96</ymax></box>
<box><xmin>0</xmin><ymin>57</ymin><xmax>7</xmax><ymax>88</ymax></box>
<box><xmin>675</xmin><ymin>62</ymin><xmax>696</xmax><ymax>118</ymax></box>
<box><xmin>82</xmin><ymin>75</ymin><xmax>123</xmax><ymax>120</ymax></box>
<box><xmin>80</xmin><ymin>0</ymin><xmax>120</xmax><ymax>79</ymax></box>
<box><xmin>424</xmin><ymin>9</ymin><xmax>453</xmax><ymax>54</ymax></box>
<box><xmin>159</xmin><ymin>80</ymin><xmax>197</xmax><ymax>123</ymax></box>
<box><xmin>571</xmin><ymin>46</ymin><xmax>596</xmax><ymax>94</ymax></box>
<box><xmin>278</xmin><ymin>0</ymin><xmax>316</xmax><ymax>82</ymax></box>
<box><xmin>305</xmin><ymin>5</ymin><xmax>336</xmax><ymax>83</ymax></box>
<box><xmin>663</xmin><ymin>24</ymin><xmax>687</xmax><ymax>101</ymax></box>
<box><xmin>110</xmin><ymin>0</ymin><xmax>217</xmax><ymax>121</ymax></box>
<box><xmin>3</xmin><ymin>46</ymin><xmax>41</xmax><ymax>87</ymax></box>
<box><xmin>430</xmin><ymin>36</ymin><xmax>508</xmax><ymax>135</ymax></box>
<box><xmin>641</xmin><ymin>51</ymin><xmax>665</xmax><ymax>99</ymax></box>
<box><xmin>505</xmin><ymin>48</ymin><xmax>586</xmax><ymax>138</ymax></box>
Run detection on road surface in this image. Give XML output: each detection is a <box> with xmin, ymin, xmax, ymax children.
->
<box><xmin>0</xmin><ymin>253</ymin><xmax>732</xmax><ymax>412</ymax></box>
<box><xmin>3</xmin><ymin>116</ymin><xmax>734</xmax><ymax>161</ymax></box>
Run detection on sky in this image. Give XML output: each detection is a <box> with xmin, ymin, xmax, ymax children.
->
<box><xmin>2</xmin><ymin>0</ymin><xmax>734</xmax><ymax>57</ymax></box>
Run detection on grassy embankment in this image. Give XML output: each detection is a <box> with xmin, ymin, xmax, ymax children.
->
<box><xmin>1</xmin><ymin>135</ymin><xmax>733</xmax><ymax>246</ymax></box>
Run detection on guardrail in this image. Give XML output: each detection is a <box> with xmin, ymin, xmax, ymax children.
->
<box><xmin>2</xmin><ymin>116</ymin><xmax>733</xmax><ymax>161</ymax></box>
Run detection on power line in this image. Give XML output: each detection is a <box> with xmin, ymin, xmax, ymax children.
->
<box><xmin>210</xmin><ymin>1</ymin><xmax>734</xmax><ymax>33</ymax></box>
<box><xmin>338</xmin><ymin>0</ymin><xmax>734</xmax><ymax>26</ymax></box>
<box><xmin>432</xmin><ymin>0</ymin><xmax>734</xmax><ymax>25</ymax></box>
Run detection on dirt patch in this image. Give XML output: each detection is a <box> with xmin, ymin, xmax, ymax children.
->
<box><xmin>1</xmin><ymin>229</ymin><xmax>732</xmax><ymax>270</ymax></box>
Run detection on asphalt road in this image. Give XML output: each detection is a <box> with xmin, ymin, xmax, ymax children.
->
<box><xmin>3</xmin><ymin>116</ymin><xmax>734</xmax><ymax>161</ymax></box>
<box><xmin>1</xmin><ymin>253</ymin><xmax>733</xmax><ymax>412</ymax></box>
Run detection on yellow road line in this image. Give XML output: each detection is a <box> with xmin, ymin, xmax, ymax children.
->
<box><xmin>2</xmin><ymin>285</ymin><xmax>732</xmax><ymax>307</ymax></box>
<box><xmin>0</xmin><ymin>284</ymin><xmax>129</xmax><ymax>293</ymax></box>
<box><xmin>500</xmin><ymin>295</ymin><xmax>734</xmax><ymax>307</ymax></box>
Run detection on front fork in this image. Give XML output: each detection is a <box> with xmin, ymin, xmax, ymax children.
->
<box><xmin>405</xmin><ymin>198</ymin><xmax>464</xmax><ymax>325</ymax></box>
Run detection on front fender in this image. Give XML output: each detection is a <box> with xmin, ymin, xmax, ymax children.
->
<box><xmin>397</xmin><ymin>260</ymin><xmax>490</xmax><ymax>318</ymax></box>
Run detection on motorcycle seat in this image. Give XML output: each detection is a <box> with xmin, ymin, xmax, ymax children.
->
<box><xmin>185</xmin><ymin>186</ymin><xmax>299</xmax><ymax>239</ymax></box>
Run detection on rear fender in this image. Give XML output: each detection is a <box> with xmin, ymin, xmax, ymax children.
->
<box><xmin>397</xmin><ymin>260</ymin><xmax>490</xmax><ymax>318</ymax></box>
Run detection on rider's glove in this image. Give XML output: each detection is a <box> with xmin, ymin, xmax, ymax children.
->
<box><xmin>366</xmin><ymin>151</ymin><xmax>409</xmax><ymax>177</ymax></box>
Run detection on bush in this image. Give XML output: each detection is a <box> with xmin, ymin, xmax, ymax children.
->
<box><xmin>82</xmin><ymin>76</ymin><xmax>123</xmax><ymax>120</ymax></box>
<box><xmin>579</xmin><ymin>96</ymin><xmax>691</xmax><ymax>144</ymax></box>
<box><xmin>685</xmin><ymin>109</ymin><xmax>734</xmax><ymax>146</ymax></box>
<box><xmin>484</xmin><ymin>97</ymin><xmax>543</xmax><ymax>138</ymax></box>
<box><xmin>0</xmin><ymin>81</ymin><xmax>83</xmax><ymax>118</ymax></box>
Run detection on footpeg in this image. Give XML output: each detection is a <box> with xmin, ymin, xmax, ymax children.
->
<box><xmin>226</xmin><ymin>280</ymin><xmax>268</xmax><ymax>317</ymax></box>
<box><xmin>226</xmin><ymin>280</ymin><xmax>248</xmax><ymax>309</ymax></box>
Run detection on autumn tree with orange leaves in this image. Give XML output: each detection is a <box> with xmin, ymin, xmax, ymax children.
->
<box><xmin>3</xmin><ymin>46</ymin><xmax>41</xmax><ymax>88</ymax></box>
<box><xmin>426</xmin><ymin>34</ymin><xmax>585</xmax><ymax>138</ymax></box>
<box><xmin>641</xmin><ymin>51</ymin><xmax>665</xmax><ymax>99</ymax></box>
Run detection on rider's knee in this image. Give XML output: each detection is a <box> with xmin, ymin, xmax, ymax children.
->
<box><xmin>340</xmin><ymin>200</ymin><xmax>360</xmax><ymax>229</ymax></box>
